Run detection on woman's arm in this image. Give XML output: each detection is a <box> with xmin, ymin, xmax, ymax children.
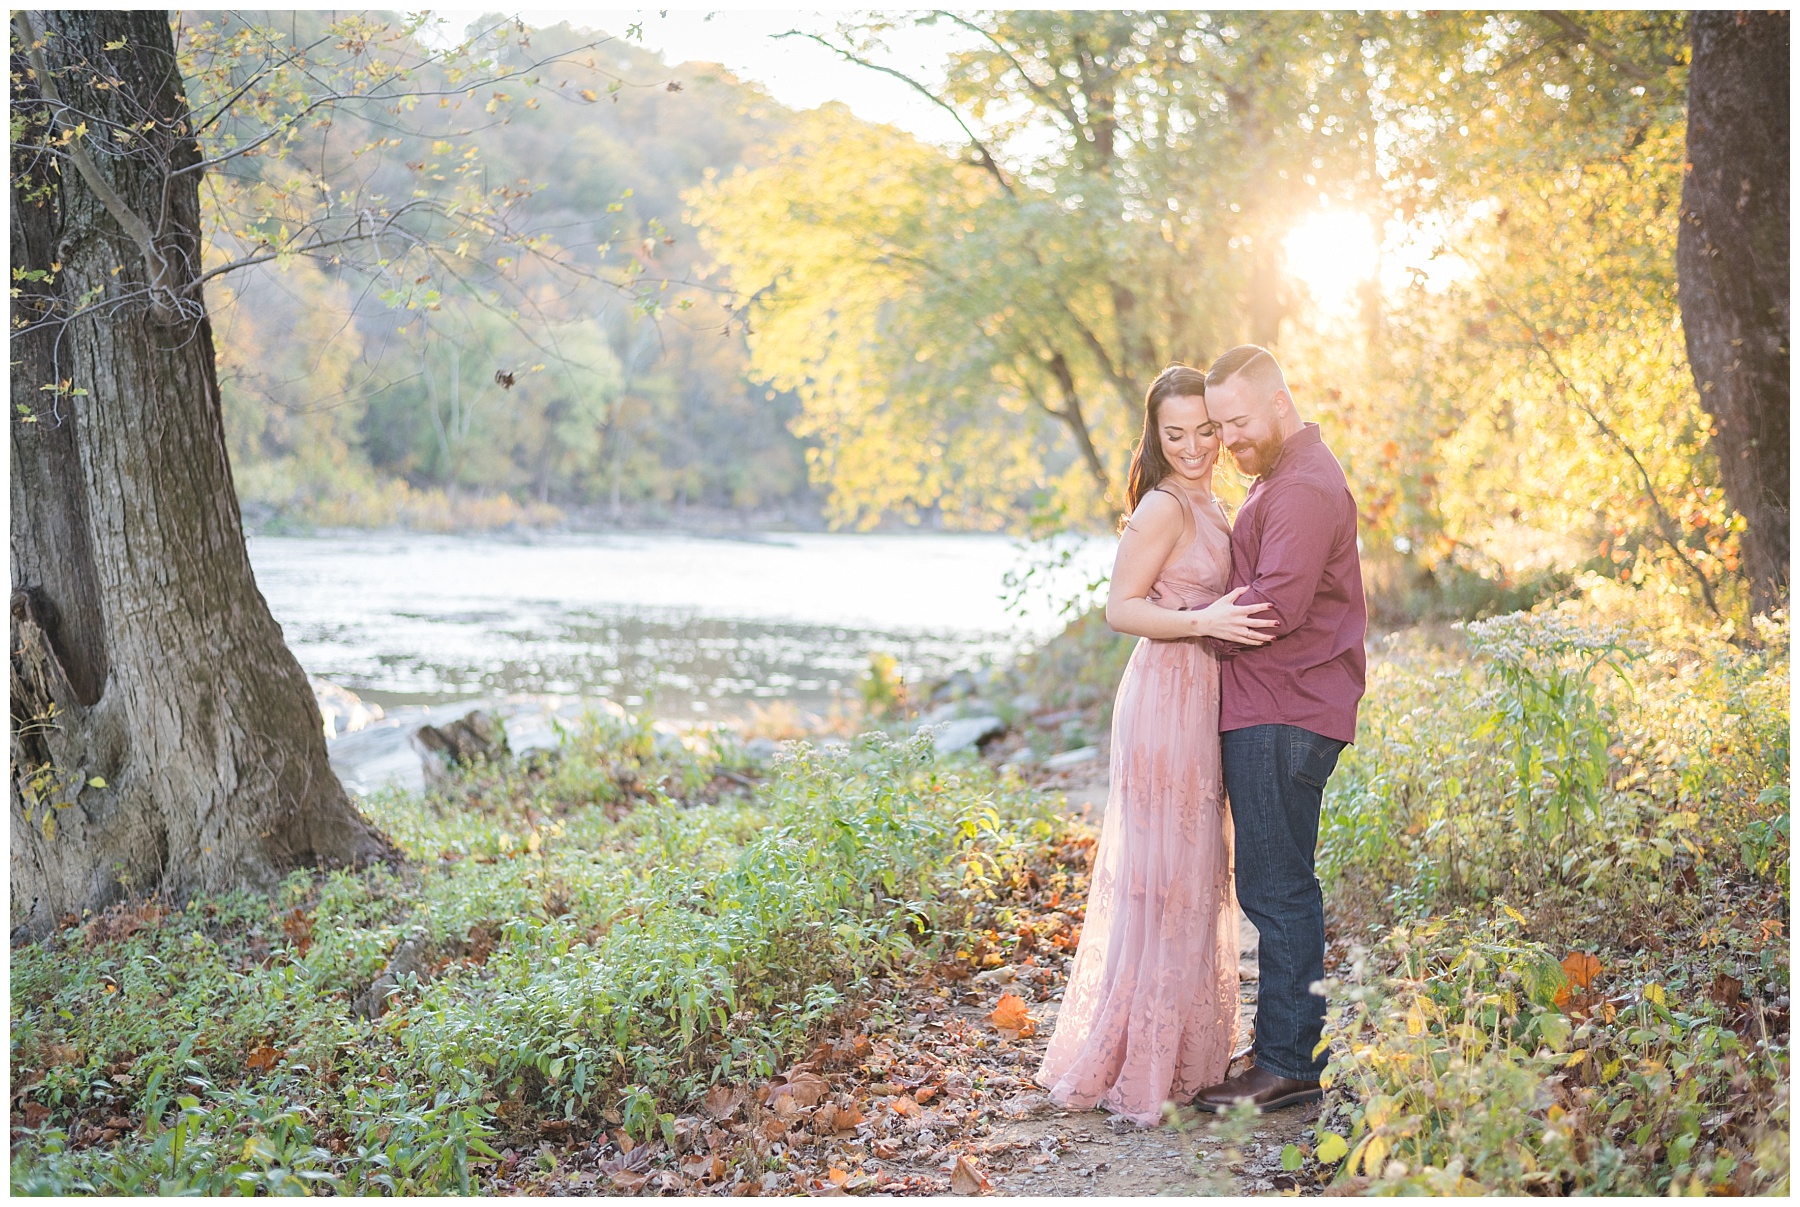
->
<box><xmin>1104</xmin><ymin>493</ymin><xmax>1275</xmax><ymax>644</ymax></box>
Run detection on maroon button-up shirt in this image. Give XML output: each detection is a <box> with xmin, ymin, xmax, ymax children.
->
<box><xmin>1216</xmin><ymin>423</ymin><xmax>1367</xmax><ymax>743</ymax></box>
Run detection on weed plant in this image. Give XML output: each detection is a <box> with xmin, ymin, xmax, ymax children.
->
<box><xmin>10</xmin><ymin>718</ymin><xmax>1055</xmax><ymax>1194</ymax></box>
<box><xmin>1306</xmin><ymin>580</ymin><xmax>1789</xmax><ymax>1194</ymax></box>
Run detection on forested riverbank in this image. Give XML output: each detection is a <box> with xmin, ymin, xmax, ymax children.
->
<box><xmin>9</xmin><ymin>7</ymin><xmax>1787</xmax><ymax>1198</ymax></box>
<box><xmin>10</xmin><ymin>576</ymin><xmax>1787</xmax><ymax>1195</ymax></box>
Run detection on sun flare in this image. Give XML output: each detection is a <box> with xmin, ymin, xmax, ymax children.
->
<box><xmin>1283</xmin><ymin>209</ymin><xmax>1381</xmax><ymax>311</ymax></box>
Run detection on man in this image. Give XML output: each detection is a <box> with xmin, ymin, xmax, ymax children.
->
<box><xmin>1190</xmin><ymin>344</ymin><xmax>1367</xmax><ymax>1112</ymax></box>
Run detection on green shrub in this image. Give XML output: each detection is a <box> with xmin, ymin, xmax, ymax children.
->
<box><xmin>1314</xmin><ymin>915</ymin><xmax>1789</xmax><ymax>1195</ymax></box>
<box><xmin>1322</xmin><ymin>598</ymin><xmax>1789</xmax><ymax>910</ymax></box>
<box><xmin>10</xmin><ymin>723</ymin><xmax>1054</xmax><ymax>1194</ymax></box>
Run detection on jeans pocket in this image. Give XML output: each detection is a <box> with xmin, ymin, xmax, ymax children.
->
<box><xmin>1289</xmin><ymin>730</ymin><xmax>1345</xmax><ymax>789</ymax></box>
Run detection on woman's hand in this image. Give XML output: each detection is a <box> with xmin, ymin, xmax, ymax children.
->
<box><xmin>1189</xmin><ymin>587</ymin><xmax>1277</xmax><ymax>644</ymax></box>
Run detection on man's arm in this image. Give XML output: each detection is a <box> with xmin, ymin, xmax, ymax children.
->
<box><xmin>1212</xmin><ymin>481</ymin><xmax>1337</xmax><ymax>656</ymax></box>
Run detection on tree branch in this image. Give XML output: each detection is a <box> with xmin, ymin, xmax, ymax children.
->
<box><xmin>774</xmin><ymin>30</ymin><xmax>1016</xmax><ymax>197</ymax></box>
<box><xmin>15</xmin><ymin>10</ymin><xmax>178</xmax><ymax>323</ymax></box>
<box><xmin>1537</xmin><ymin>12</ymin><xmax>1661</xmax><ymax>82</ymax></box>
<box><xmin>1485</xmin><ymin>278</ymin><xmax>1723</xmax><ymax>616</ymax></box>
<box><xmin>929</xmin><ymin>12</ymin><xmax>1083</xmax><ymax>132</ymax></box>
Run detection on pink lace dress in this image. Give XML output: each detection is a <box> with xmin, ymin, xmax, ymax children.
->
<box><xmin>1035</xmin><ymin>486</ymin><xmax>1239</xmax><ymax>1126</ymax></box>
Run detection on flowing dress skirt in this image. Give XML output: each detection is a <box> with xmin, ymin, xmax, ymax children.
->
<box><xmin>1035</xmin><ymin>633</ymin><xmax>1239</xmax><ymax>1125</ymax></box>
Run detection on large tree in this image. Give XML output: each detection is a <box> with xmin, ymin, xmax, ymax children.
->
<box><xmin>1677</xmin><ymin>10</ymin><xmax>1789</xmax><ymax>615</ymax></box>
<box><xmin>9</xmin><ymin>10</ymin><xmax>625</xmax><ymax>937</ymax></box>
<box><xmin>9</xmin><ymin>10</ymin><xmax>394</xmax><ymax>938</ymax></box>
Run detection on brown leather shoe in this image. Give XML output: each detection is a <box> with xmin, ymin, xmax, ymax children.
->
<box><xmin>1189</xmin><ymin>1064</ymin><xmax>1322</xmax><ymax>1114</ymax></box>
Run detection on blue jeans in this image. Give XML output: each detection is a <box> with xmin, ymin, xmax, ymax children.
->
<box><xmin>1221</xmin><ymin>724</ymin><xmax>1345</xmax><ymax>1081</ymax></box>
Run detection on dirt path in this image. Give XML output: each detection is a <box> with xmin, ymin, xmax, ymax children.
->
<box><xmin>481</xmin><ymin>768</ymin><xmax>1333</xmax><ymax>1197</ymax></box>
<box><xmin>851</xmin><ymin>770</ymin><xmax>1328</xmax><ymax>1198</ymax></box>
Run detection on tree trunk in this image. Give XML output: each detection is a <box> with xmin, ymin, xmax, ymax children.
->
<box><xmin>1677</xmin><ymin>10</ymin><xmax>1789</xmax><ymax>614</ymax></box>
<box><xmin>10</xmin><ymin>10</ymin><xmax>395</xmax><ymax>941</ymax></box>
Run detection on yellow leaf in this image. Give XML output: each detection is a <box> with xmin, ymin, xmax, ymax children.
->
<box><xmin>1315</xmin><ymin>1132</ymin><xmax>1348</xmax><ymax>1164</ymax></box>
<box><xmin>1563</xmin><ymin>1049</ymin><xmax>1588</xmax><ymax>1068</ymax></box>
<box><xmin>1363</xmin><ymin>1095</ymin><xmax>1393</xmax><ymax>1128</ymax></box>
<box><xmin>1405</xmin><ymin>1001</ymin><xmax>1426</xmax><ymax>1036</ymax></box>
<box><xmin>526</xmin><ymin>829</ymin><xmax>542</xmax><ymax>854</ymax></box>
<box><xmin>579</xmin><ymin>88</ymin><xmax>599</xmax><ymax>102</ymax></box>
<box><xmin>87</xmin><ymin>776</ymin><xmax>106</xmax><ymax>788</ymax></box>
<box><xmin>1502</xmin><ymin>904</ymin><xmax>1526</xmax><ymax>924</ymax></box>
<box><xmin>1360</xmin><ymin>1135</ymin><xmax>1389</xmax><ymax>1177</ymax></box>
<box><xmin>1643</xmin><ymin>982</ymin><xmax>1666</xmax><ymax>1006</ymax></box>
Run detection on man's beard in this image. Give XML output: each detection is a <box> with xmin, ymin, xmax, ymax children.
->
<box><xmin>1228</xmin><ymin>431</ymin><xmax>1286</xmax><ymax>477</ymax></box>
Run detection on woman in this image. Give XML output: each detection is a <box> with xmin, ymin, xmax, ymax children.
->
<box><xmin>1035</xmin><ymin>363</ymin><xmax>1273</xmax><ymax>1127</ymax></box>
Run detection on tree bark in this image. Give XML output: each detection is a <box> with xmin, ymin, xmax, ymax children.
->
<box><xmin>10</xmin><ymin>10</ymin><xmax>395</xmax><ymax>941</ymax></box>
<box><xmin>1677</xmin><ymin>10</ymin><xmax>1789</xmax><ymax>614</ymax></box>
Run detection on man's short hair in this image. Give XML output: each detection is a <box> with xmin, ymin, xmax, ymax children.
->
<box><xmin>1205</xmin><ymin>344</ymin><xmax>1287</xmax><ymax>398</ymax></box>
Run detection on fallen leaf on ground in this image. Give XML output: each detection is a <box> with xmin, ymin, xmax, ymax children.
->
<box><xmin>681</xmin><ymin>1153</ymin><xmax>726</xmax><ymax>1182</ymax></box>
<box><xmin>245</xmin><ymin>1044</ymin><xmax>279</xmax><ymax>1072</ymax></box>
<box><xmin>989</xmin><ymin>992</ymin><xmax>1037</xmax><ymax>1039</ymax></box>
<box><xmin>703</xmin><ymin>1084</ymin><xmax>745</xmax><ymax>1120</ymax></box>
<box><xmin>950</xmin><ymin>1155</ymin><xmax>991</xmax><ymax>1195</ymax></box>
<box><xmin>1711</xmin><ymin>972</ymin><xmax>1744</xmax><ymax>1009</ymax></box>
<box><xmin>772</xmin><ymin>1070</ymin><xmax>830</xmax><ymax>1108</ymax></box>
<box><xmin>1561</xmin><ymin>951</ymin><xmax>1602</xmax><ymax>990</ymax></box>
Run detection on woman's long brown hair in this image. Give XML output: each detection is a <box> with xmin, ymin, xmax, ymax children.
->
<box><xmin>1123</xmin><ymin>363</ymin><xmax>1210</xmax><ymax>520</ymax></box>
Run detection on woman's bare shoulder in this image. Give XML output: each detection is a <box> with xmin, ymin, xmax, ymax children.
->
<box><xmin>1124</xmin><ymin>487</ymin><xmax>1184</xmax><ymax>536</ymax></box>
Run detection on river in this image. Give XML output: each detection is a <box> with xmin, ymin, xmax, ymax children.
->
<box><xmin>247</xmin><ymin>530</ymin><xmax>1111</xmax><ymax>719</ymax></box>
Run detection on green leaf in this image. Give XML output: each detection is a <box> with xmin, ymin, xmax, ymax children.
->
<box><xmin>1536</xmin><ymin>1012</ymin><xmax>1573</xmax><ymax>1051</ymax></box>
<box><xmin>1281</xmin><ymin>1143</ymin><xmax>1303</xmax><ymax>1171</ymax></box>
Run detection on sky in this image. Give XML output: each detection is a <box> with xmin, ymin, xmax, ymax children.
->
<box><xmin>429</xmin><ymin>8</ymin><xmax>978</xmax><ymax>147</ymax></box>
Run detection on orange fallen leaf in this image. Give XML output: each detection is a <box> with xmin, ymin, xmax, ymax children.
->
<box><xmin>889</xmin><ymin>1095</ymin><xmax>920</xmax><ymax>1117</ymax></box>
<box><xmin>1561</xmin><ymin>952</ymin><xmax>1602</xmax><ymax>990</ymax></box>
<box><xmin>990</xmin><ymin>993</ymin><xmax>1037</xmax><ymax>1039</ymax></box>
<box><xmin>914</xmin><ymin>1085</ymin><xmax>936</xmax><ymax>1104</ymax></box>
<box><xmin>828</xmin><ymin>1168</ymin><xmax>849</xmax><ymax>1185</ymax></box>
<box><xmin>245</xmin><ymin>1044</ymin><xmax>279</xmax><ymax>1072</ymax></box>
<box><xmin>834</xmin><ymin>1104</ymin><xmax>866</xmax><ymax>1129</ymax></box>
<box><xmin>950</xmin><ymin>1155</ymin><xmax>991</xmax><ymax>1195</ymax></box>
